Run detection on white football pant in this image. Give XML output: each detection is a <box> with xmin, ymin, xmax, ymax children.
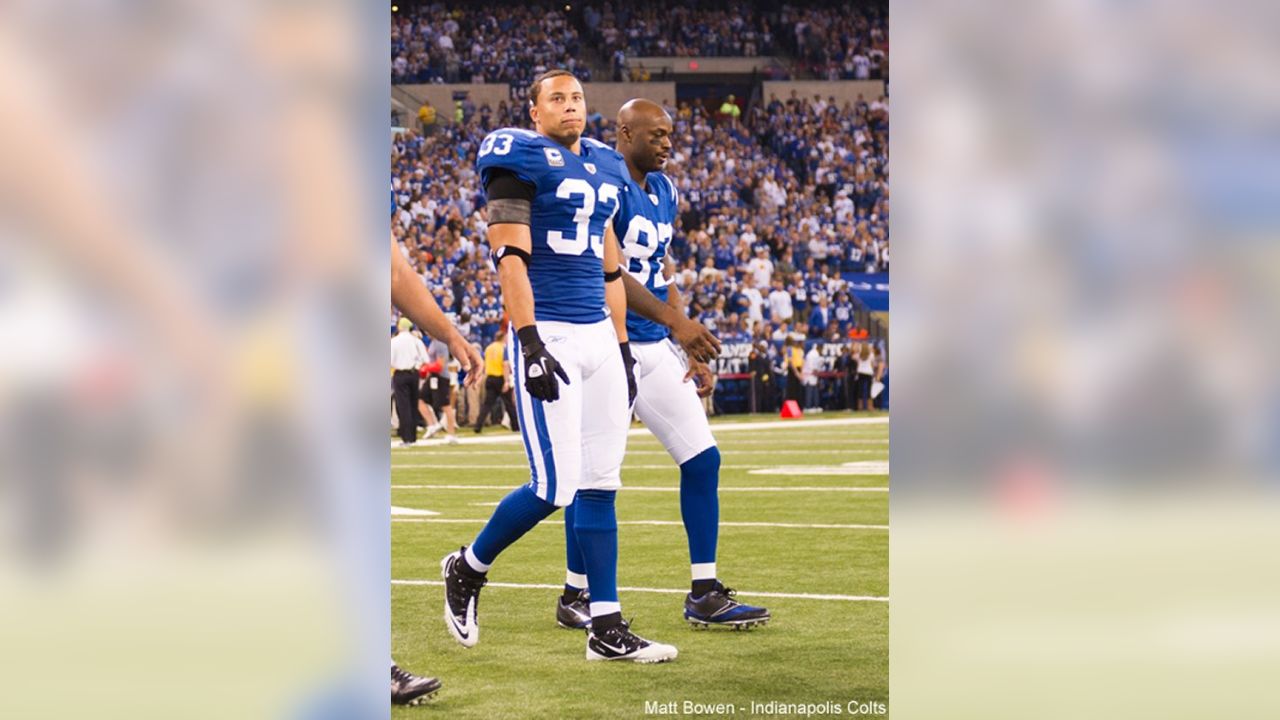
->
<box><xmin>631</xmin><ymin>338</ymin><xmax>717</xmax><ymax>466</ymax></box>
<box><xmin>508</xmin><ymin>319</ymin><xmax>629</xmax><ymax>506</ymax></box>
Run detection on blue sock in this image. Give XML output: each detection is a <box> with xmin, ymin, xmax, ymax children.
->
<box><xmin>563</xmin><ymin>498</ymin><xmax>588</xmax><ymax>598</ymax></box>
<box><xmin>681</xmin><ymin>447</ymin><xmax>721</xmax><ymax>593</ymax></box>
<box><xmin>470</xmin><ymin>484</ymin><xmax>556</xmax><ymax>566</ymax></box>
<box><xmin>572</xmin><ymin>489</ymin><xmax>619</xmax><ymax>609</ymax></box>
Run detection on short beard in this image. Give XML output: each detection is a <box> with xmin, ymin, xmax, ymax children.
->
<box><xmin>545</xmin><ymin>126</ymin><xmax>582</xmax><ymax>148</ymax></box>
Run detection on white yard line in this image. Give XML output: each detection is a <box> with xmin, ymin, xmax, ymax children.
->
<box><xmin>751</xmin><ymin>461</ymin><xmax>890</xmax><ymax>476</ymax></box>
<box><xmin>391</xmin><ymin>485</ymin><xmax>888</xmax><ymax>492</ymax></box>
<box><xmin>393</xmin><ymin>518</ymin><xmax>887</xmax><ymax>530</ymax></box>
<box><xmin>392</xmin><ymin>579</ymin><xmax>887</xmax><ymax>603</ymax></box>
<box><xmin>705</xmin><ymin>416</ymin><xmax>888</xmax><ymax>432</ymax></box>
<box><xmin>392</xmin><ymin>416</ymin><xmax>887</xmax><ymax>450</ymax></box>
<box><xmin>390</xmin><ymin>506</ymin><xmax>439</xmax><ymax>517</ymax></box>
<box><xmin>391</xmin><ymin>464</ymin><xmax>773</xmax><ymax>470</ymax></box>
<box><xmin>395</xmin><ymin>449</ymin><xmax>885</xmax><ymax>457</ymax></box>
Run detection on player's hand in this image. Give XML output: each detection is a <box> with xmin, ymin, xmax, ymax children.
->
<box><xmin>684</xmin><ymin>360</ymin><xmax>717</xmax><ymax>398</ymax></box>
<box><xmin>620</xmin><ymin>341</ymin><xmax>638</xmax><ymax>407</ymax></box>
<box><xmin>449</xmin><ymin>334</ymin><xmax>484</xmax><ymax>390</ymax></box>
<box><xmin>670</xmin><ymin>317</ymin><xmax>721</xmax><ymax>364</ymax></box>
<box><xmin>517</xmin><ymin>325</ymin><xmax>569</xmax><ymax>402</ymax></box>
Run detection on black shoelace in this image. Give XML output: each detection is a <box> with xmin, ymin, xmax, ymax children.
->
<box><xmin>447</xmin><ymin>562</ymin><xmax>487</xmax><ymax>609</ymax></box>
<box><xmin>600</xmin><ymin>620</ymin><xmax>645</xmax><ymax>652</ymax></box>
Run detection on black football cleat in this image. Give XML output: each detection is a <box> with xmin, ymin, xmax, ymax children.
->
<box><xmin>556</xmin><ymin>589</ymin><xmax>592</xmax><ymax>630</ymax></box>
<box><xmin>586</xmin><ymin>619</ymin><xmax>678</xmax><ymax>663</ymax></box>
<box><xmin>440</xmin><ymin>547</ymin><xmax>486</xmax><ymax>647</ymax></box>
<box><xmin>684</xmin><ymin>582</ymin><xmax>771</xmax><ymax>629</ymax></box>
<box><xmin>391</xmin><ymin>664</ymin><xmax>441</xmax><ymax>705</ymax></box>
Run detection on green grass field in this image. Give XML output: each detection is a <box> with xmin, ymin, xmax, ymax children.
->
<box><xmin>392</xmin><ymin>411</ymin><xmax>888</xmax><ymax>718</ymax></box>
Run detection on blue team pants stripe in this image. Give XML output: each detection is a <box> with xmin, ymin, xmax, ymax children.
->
<box><xmin>509</xmin><ymin>332</ymin><xmax>538</xmax><ymax>488</ymax></box>
<box><xmin>531</xmin><ymin>394</ymin><xmax>557</xmax><ymax>502</ymax></box>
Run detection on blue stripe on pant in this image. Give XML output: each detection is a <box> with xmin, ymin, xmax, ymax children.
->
<box><xmin>512</xmin><ymin>328</ymin><xmax>557</xmax><ymax>501</ymax></box>
<box><xmin>509</xmin><ymin>332</ymin><xmax>538</xmax><ymax>488</ymax></box>
<box><xmin>530</xmin><ymin>395</ymin><xmax>557</xmax><ymax>503</ymax></box>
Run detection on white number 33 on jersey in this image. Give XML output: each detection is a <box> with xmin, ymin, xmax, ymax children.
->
<box><xmin>478</xmin><ymin>133</ymin><xmax>514</xmax><ymax>156</ymax></box>
<box><xmin>546</xmin><ymin>178</ymin><xmax>619</xmax><ymax>258</ymax></box>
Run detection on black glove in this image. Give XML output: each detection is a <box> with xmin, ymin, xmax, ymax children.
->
<box><xmin>620</xmin><ymin>341</ymin><xmax>637</xmax><ymax>407</ymax></box>
<box><xmin>517</xmin><ymin>325</ymin><xmax>569</xmax><ymax>402</ymax></box>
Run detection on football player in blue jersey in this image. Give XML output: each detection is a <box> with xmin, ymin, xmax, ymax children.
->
<box><xmin>439</xmin><ymin>71</ymin><xmax>679</xmax><ymax>663</ymax></box>
<box><xmin>555</xmin><ymin>99</ymin><xmax>771</xmax><ymax>632</ymax></box>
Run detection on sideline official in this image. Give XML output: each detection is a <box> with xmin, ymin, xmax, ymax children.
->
<box><xmin>391</xmin><ymin>317</ymin><xmax>427</xmax><ymax>447</ymax></box>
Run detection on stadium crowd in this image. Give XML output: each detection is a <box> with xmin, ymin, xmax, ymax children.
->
<box><xmin>391</xmin><ymin>87</ymin><xmax>888</xmax><ymax>411</ymax></box>
<box><xmin>581</xmin><ymin>1</ymin><xmax>777</xmax><ymax>63</ymax></box>
<box><xmin>393</xmin><ymin>2</ymin><xmax>888</xmax><ymax>84</ymax></box>
<box><xmin>779</xmin><ymin>3</ymin><xmax>888</xmax><ymax>80</ymax></box>
<box><xmin>591</xmin><ymin>1</ymin><xmax>887</xmax><ymax>81</ymax></box>
<box><xmin>392</xmin><ymin>4</ymin><xmax>590</xmax><ymax>85</ymax></box>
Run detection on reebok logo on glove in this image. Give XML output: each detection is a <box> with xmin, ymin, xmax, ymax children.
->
<box><xmin>517</xmin><ymin>325</ymin><xmax>570</xmax><ymax>402</ymax></box>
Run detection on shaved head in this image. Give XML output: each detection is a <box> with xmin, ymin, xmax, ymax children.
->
<box><xmin>616</xmin><ymin>98</ymin><xmax>673</xmax><ymax>177</ymax></box>
<box><xmin>617</xmin><ymin>98</ymin><xmax>668</xmax><ymax>129</ymax></box>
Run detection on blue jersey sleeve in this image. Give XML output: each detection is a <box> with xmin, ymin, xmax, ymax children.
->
<box><xmin>476</xmin><ymin>128</ymin><xmax>547</xmax><ymax>191</ymax></box>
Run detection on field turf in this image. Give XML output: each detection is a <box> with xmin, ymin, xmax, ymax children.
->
<box><xmin>391</xmin><ymin>410</ymin><xmax>888</xmax><ymax>718</ymax></box>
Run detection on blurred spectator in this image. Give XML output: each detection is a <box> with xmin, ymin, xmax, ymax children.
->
<box><xmin>417</xmin><ymin>100</ymin><xmax>437</xmax><ymax>134</ymax></box>
<box><xmin>803</xmin><ymin>343</ymin><xmax>822</xmax><ymax>410</ymax></box>
<box><xmin>837</xmin><ymin>342</ymin><xmax>856</xmax><ymax>410</ymax></box>
<box><xmin>717</xmin><ymin>95</ymin><xmax>742</xmax><ymax>124</ymax></box>
<box><xmin>808</xmin><ymin>294</ymin><xmax>831</xmax><ymax>338</ymax></box>
<box><xmin>748</xmin><ymin>246</ymin><xmax>774</xmax><ymax>287</ymax></box>
<box><xmin>784</xmin><ymin>336</ymin><xmax>804</xmax><ymax>406</ymax></box>
<box><xmin>768</xmin><ymin>278</ymin><xmax>794</xmax><ymax>323</ymax></box>
<box><xmin>853</xmin><ymin>341</ymin><xmax>875</xmax><ymax>411</ymax></box>
<box><xmin>749</xmin><ymin>341</ymin><xmax>777</xmax><ymax>413</ymax></box>
<box><xmin>871</xmin><ymin>344</ymin><xmax>885</xmax><ymax>410</ymax></box>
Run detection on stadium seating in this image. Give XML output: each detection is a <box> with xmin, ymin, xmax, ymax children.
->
<box><xmin>393</xmin><ymin>2</ymin><xmax>888</xmax><ymax>84</ymax></box>
<box><xmin>393</xmin><ymin>4</ymin><xmax>591</xmax><ymax>85</ymax></box>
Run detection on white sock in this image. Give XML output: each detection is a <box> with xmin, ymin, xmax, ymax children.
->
<box><xmin>565</xmin><ymin>570</ymin><xmax>588</xmax><ymax>589</ymax></box>
<box><xmin>589</xmin><ymin>601</ymin><xmax>621</xmax><ymax>617</ymax></box>
<box><xmin>463</xmin><ymin>546</ymin><xmax>491</xmax><ymax>573</ymax></box>
<box><xmin>691</xmin><ymin>562</ymin><xmax>717</xmax><ymax>582</ymax></box>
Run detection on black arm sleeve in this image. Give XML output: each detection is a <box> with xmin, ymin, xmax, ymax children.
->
<box><xmin>484</xmin><ymin>168</ymin><xmax>536</xmax><ymax>202</ymax></box>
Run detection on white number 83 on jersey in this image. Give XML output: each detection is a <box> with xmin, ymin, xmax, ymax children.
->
<box><xmin>620</xmin><ymin>215</ymin><xmax>673</xmax><ymax>287</ymax></box>
<box><xmin>546</xmin><ymin>178</ymin><xmax>619</xmax><ymax>258</ymax></box>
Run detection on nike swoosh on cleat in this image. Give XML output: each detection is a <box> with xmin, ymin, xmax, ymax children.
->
<box><xmin>595</xmin><ymin>640</ymin><xmax>631</xmax><ymax>655</ymax></box>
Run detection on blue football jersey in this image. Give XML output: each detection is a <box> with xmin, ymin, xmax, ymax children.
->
<box><xmin>614</xmin><ymin>170</ymin><xmax>678</xmax><ymax>343</ymax></box>
<box><xmin>477</xmin><ymin>128</ymin><xmax>628</xmax><ymax>324</ymax></box>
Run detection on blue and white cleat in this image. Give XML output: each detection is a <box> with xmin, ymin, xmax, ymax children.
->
<box><xmin>684</xmin><ymin>582</ymin><xmax>771</xmax><ymax>630</ymax></box>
